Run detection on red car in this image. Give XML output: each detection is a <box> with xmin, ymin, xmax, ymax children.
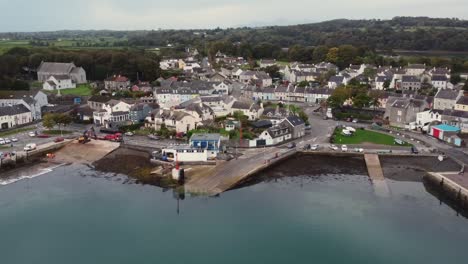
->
<box><xmin>54</xmin><ymin>137</ymin><xmax>64</xmax><ymax>143</ymax></box>
<box><xmin>37</xmin><ymin>134</ymin><xmax>50</xmax><ymax>138</ymax></box>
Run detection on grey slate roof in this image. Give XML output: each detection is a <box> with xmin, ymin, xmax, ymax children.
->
<box><xmin>431</xmin><ymin>75</ymin><xmax>448</xmax><ymax>81</ymax></box>
<box><xmin>401</xmin><ymin>75</ymin><xmax>420</xmax><ymax>82</ymax></box>
<box><xmin>0</xmin><ymin>104</ymin><xmax>30</xmax><ymax>116</ymax></box>
<box><xmin>37</xmin><ymin>62</ymin><xmax>75</xmax><ymax>74</ymax></box>
<box><xmin>435</xmin><ymin>89</ymin><xmax>459</xmax><ymax>100</ymax></box>
<box><xmin>286</xmin><ymin>115</ymin><xmax>305</xmax><ymax>127</ymax></box>
<box><xmin>190</xmin><ymin>133</ymin><xmax>221</xmax><ymax>141</ymax></box>
<box><xmin>456</xmin><ymin>96</ymin><xmax>468</xmax><ymax>106</ymax></box>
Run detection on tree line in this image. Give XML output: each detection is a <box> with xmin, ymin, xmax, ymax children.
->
<box><xmin>0</xmin><ymin>47</ymin><xmax>161</xmax><ymax>90</ymax></box>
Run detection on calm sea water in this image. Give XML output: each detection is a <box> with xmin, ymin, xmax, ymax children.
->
<box><xmin>1</xmin><ymin>164</ymin><xmax>468</xmax><ymax>264</ymax></box>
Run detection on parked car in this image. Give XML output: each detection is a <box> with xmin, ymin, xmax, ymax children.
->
<box><xmin>329</xmin><ymin>145</ymin><xmax>338</xmax><ymax>151</ymax></box>
<box><xmin>311</xmin><ymin>144</ymin><xmax>319</xmax><ymax>151</ymax></box>
<box><xmin>0</xmin><ymin>138</ymin><xmax>5</xmax><ymax>145</ymax></box>
<box><xmin>341</xmin><ymin>145</ymin><xmax>348</xmax><ymax>152</ymax></box>
<box><xmin>411</xmin><ymin>146</ymin><xmax>419</xmax><ymax>154</ymax></box>
<box><xmin>305</xmin><ymin>125</ymin><xmax>312</xmax><ymax>130</ymax></box>
<box><xmin>287</xmin><ymin>142</ymin><xmax>296</xmax><ymax>149</ymax></box>
<box><xmin>148</xmin><ymin>134</ymin><xmax>160</xmax><ymax>140</ymax></box>
<box><xmin>352</xmin><ymin>119</ymin><xmax>358</xmax><ymax>123</ymax></box>
<box><xmin>394</xmin><ymin>138</ymin><xmax>405</xmax><ymax>145</ymax></box>
<box><xmin>303</xmin><ymin>144</ymin><xmax>311</xmax><ymax>150</ymax></box>
<box><xmin>28</xmin><ymin>131</ymin><xmax>37</xmax><ymax>137</ymax></box>
<box><xmin>354</xmin><ymin>148</ymin><xmax>364</xmax><ymax>153</ymax></box>
<box><xmin>125</xmin><ymin>132</ymin><xmax>134</xmax><ymax>136</ymax></box>
<box><xmin>37</xmin><ymin>134</ymin><xmax>50</xmax><ymax>138</ymax></box>
<box><xmin>54</xmin><ymin>137</ymin><xmax>64</xmax><ymax>143</ymax></box>
<box><xmin>11</xmin><ymin>137</ymin><xmax>18</xmax><ymax>142</ymax></box>
<box><xmin>24</xmin><ymin>143</ymin><xmax>37</xmax><ymax>151</ymax></box>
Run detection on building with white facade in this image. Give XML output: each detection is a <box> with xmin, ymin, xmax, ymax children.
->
<box><xmin>42</xmin><ymin>75</ymin><xmax>76</xmax><ymax>90</ymax></box>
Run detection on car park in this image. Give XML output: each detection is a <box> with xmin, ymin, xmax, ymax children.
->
<box><xmin>11</xmin><ymin>137</ymin><xmax>18</xmax><ymax>142</ymax></box>
<box><xmin>4</xmin><ymin>138</ymin><xmax>11</xmax><ymax>144</ymax></box>
<box><xmin>0</xmin><ymin>138</ymin><xmax>5</xmax><ymax>145</ymax></box>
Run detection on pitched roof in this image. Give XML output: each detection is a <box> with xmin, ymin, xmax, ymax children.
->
<box><xmin>0</xmin><ymin>104</ymin><xmax>30</xmax><ymax>116</ymax></box>
<box><xmin>232</xmin><ymin>101</ymin><xmax>251</xmax><ymax>110</ymax></box>
<box><xmin>286</xmin><ymin>115</ymin><xmax>305</xmax><ymax>127</ymax></box>
<box><xmin>190</xmin><ymin>133</ymin><xmax>221</xmax><ymax>141</ymax></box>
<box><xmin>88</xmin><ymin>95</ymin><xmax>112</xmax><ymax>103</ymax></box>
<box><xmin>401</xmin><ymin>75</ymin><xmax>420</xmax><ymax>82</ymax></box>
<box><xmin>431</xmin><ymin>75</ymin><xmax>448</xmax><ymax>81</ymax></box>
<box><xmin>456</xmin><ymin>96</ymin><xmax>468</xmax><ymax>106</ymax></box>
<box><xmin>329</xmin><ymin>76</ymin><xmax>344</xmax><ymax>83</ymax></box>
<box><xmin>435</xmin><ymin>89</ymin><xmax>459</xmax><ymax>100</ymax></box>
<box><xmin>37</xmin><ymin>62</ymin><xmax>75</xmax><ymax>74</ymax></box>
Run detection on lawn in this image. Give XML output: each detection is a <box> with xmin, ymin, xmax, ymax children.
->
<box><xmin>42</xmin><ymin>130</ymin><xmax>72</xmax><ymax>135</ymax></box>
<box><xmin>46</xmin><ymin>84</ymin><xmax>94</xmax><ymax>96</ymax></box>
<box><xmin>333</xmin><ymin>128</ymin><xmax>412</xmax><ymax>146</ymax></box>
<box><xmin>0</xmin><ymin>127</ymin><xmax>34</xmax><ymax>137</ymax></box>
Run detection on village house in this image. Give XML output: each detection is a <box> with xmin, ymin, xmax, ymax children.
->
<box><xmin>104</xmin><ymin>75</ymin><xmax>131</xmax><ymax>91</ymax></box>
<box><xmin>433</xmin><ymin>89</ymin><xmax>461</xmax><ymax>110</ymax></box>
<box><xmin>258</xmin><ymin>122</ymin><xmax>292</xmax><ymax>146</ymax></box>
<box><xmin>375</xmin><ymin>76</ymin><xmax>391</xmax><ymax>90</ymax></box>
<box><xmin>159</xmin><ymin>59</ymin><xmax>179</xmax><ymax>70</ymax></box>
<box><xmin>239</xmin><ymin>71</ymin><xmax>272</xmax><ymax>87</ymax></box>
<box><xmin>189</xmin><ymin>133</ymin><xmax>221</xmax><ymax>159</ymax></box>
<box><xmin>259</xmin><ymin>59</ymin><xmax>277</xmax><ymax>68</ymax></box>
<box><xmin>0</xmin><ymin>90</ymin><xmax>48</xmax><ymax>120</ymax></box>
<box><xmin>416</xmin><ymin>109</ymin><xmax>443</xmax><ymax>129</ymax></box>
<box><xmin>454</xmin><ymin>96</ymin><xmax>468</xmax><ymax>112</ymax></box>
<box><xmin>274</xmin><ymin>85</ymin><xmax>292</xmax><ymax>102</ymax></box>
<box><xmin>93</xmin><ymin>100</ymin><xmax>133</xmax><ymax>128</ymax></box>
<box><xmin>405</xmin><ymin>64</ymin><xmax>426</xmax><ymax>76</ymax></box>
<box><xmin>328</xmin><ymin>75</ymin><xmax>346</xmax><ymax>89</ymax></box>
<box><xmin>231</xmin><ymin>100</ymin><xmax>264</xmax><ymax>120</ymax></box>
<box><xmin>442</xmin><ymin>109</ymin><xmax>468</xmax><ymax>133</ymax></box>
<box><xmin>398</xmin><ymin>75</ymin><xmax>421</xmax><ymax>91</ymax></box>
<box><xmin>384</xmin><ymin>97</ymin><xmax>429</xmax><ymax>128</ymax></box>
<box><xmin>148</xmin><ymin>109</ymin><xmax>198</xmax><ymax>133</ymax></box>
<box><xmin>0</xmin><ymin>105</ymin><xmax>33</xmax><ymax>130</ymax></box>
<box><xmin>431</xmin><ymin>75</ymin><xmax>449</xmax><ymax>90</ymax></box>
<box><xmin>129</xmin><ymin>103</ymin><xmax>155</xmax><ymax>124</ymax></box>
<box><xmin>162</xmin><ymin>146</ymin><xmax>209</xmax><ymax>163</ymax></box>
<box><xmin>42</xmin><ymin>75</ymin><xmax>76</xmax><ymax>91</ymax></box>
<box><xmin>304</xmin><ymin>88</ymin><xmax>332</xmax><ymax>104</ymax></box>
<box><xmin>283</xmin><ymin>115</ymin><xmax>306</xmax><ymax>139</ymax></box>
<box><xmin>37</xmin><ymin>62</ymin><xmax>87</xmax><ymax>84</ymax></box>
<box><xmin>87</xmin><ymin>95</ymin><xmax>112</xmax><ymax>111</ymax></box>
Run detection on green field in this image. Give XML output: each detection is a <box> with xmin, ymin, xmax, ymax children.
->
<box><xmin>44</xmin><ymin>84</ymin><xmax>94</xmax><ymax>96</ymax></box>
<box><xmin>333</xmin><ymin>128</ymin><xmax>412</xmax><ymax>146</ymax></box>
<box><xmin>0</xmin><ymin>127</ymin><xmax>34</xmax><ymax>137</ymax></box>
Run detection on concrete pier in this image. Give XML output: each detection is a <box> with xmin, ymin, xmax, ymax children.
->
<box><xmin>364</xmin><ymin>154</ymin><xmax>390</xmax><ymax>197</ymax></box>
<box><xmin>185</xmin><ymin>148</ymin><xmax>296</xmax><ymax>195</ymax></box>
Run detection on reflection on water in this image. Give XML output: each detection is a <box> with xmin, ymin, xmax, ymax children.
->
<box><xmin>1</xmin><ymin>161</ymin><xmax>468</xmax><ymax>264</ymax></box>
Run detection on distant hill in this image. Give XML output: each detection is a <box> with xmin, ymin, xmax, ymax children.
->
<box><xmin>1</xmin><ymin>17</ymin><xmax>468</xmax><ymax>52</ymax></box>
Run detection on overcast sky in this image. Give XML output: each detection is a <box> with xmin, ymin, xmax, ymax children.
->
<box><xmin>1</xmin><ymin>0</ymin><xmax>467</xmax><ymax>32</ymax></box>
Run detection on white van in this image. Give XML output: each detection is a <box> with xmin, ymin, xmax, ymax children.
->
<box><xmin>24</xmin><ymin>143</ymin><xmax>37</xmax><ymax>151</ymax></box>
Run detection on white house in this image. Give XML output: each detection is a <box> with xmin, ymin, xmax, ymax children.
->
<box><xmin>42</xmin><ymin>75</ymin><xmax>76</xmax><ymax>90</ymax></box>
<box><xmin>162</xmin><ymin>146</ymin><xmax>208</xmax><ymax>162</ymax></box>
<box><xmin>431</xmin><ymin>75</ymin><xmax>449</xmax><ymax>90</ymax></box>
<box><xmin>416</xmin><ymin>109</ymin><xmax>443</xmax><ymax>129</ymax></box>
<box><xmin>93</xmin><ymin>100</ymin><xmax>133</xmax><ymax>128</ymax></box>
<box><xmin>231</xmin><ymin>101</ymin><xmax>264</xmax><ymax>120</ymax></box>
<box><xmin>0</xmin><ymin>90</ymin><xmax>48</xmax><ymax>120</ymax></box>
<box><xmin>148</xmin><ymin>109</ymin><xmax>198</xmax><ymax>133</ymax></box>
<box><xmin>258</xmin><ymin>123</ymin><xmax>292</xmax><ymax>146</ymax></box>
<box><xmin>0</xmin><ymin>105</ymin><xmax>33</xmax><ymax>130</ymax></box>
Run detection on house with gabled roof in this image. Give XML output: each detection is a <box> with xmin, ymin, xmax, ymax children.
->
<box><xmin>37</xmin><ymin>61</ymin><xmax>87</xmax><ymax>84</ymax></box>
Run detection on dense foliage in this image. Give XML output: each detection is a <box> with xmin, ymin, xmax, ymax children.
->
<box><xmin>0</xmin><ymin>47</ymin><xmax>160</xmax><ymax>90</ymax></box>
